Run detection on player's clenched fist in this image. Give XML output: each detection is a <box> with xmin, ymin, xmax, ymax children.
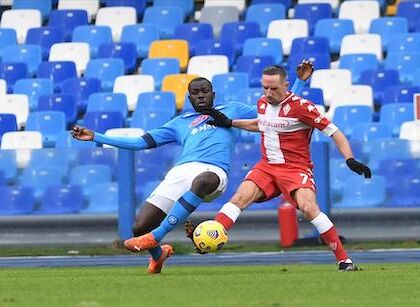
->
<box><xmin>71</xmin><ymin>125</ymin><xmax>94</xmax><ymax>141</ymax></box>
<box><xmin>296</xmin><ymin>60</ymin><xmax>314</xmax><ymax>81</ymax></box>
<box><xmin>346</xmin><ymin>158</ymin><xmax>372</xmax><ymax>179</ymax></box>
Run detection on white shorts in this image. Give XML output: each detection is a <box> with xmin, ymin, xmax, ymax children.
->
<box><xmin>146</xmin><ymin>162</ymin><xmax>228</xmax><ymax>214</ymax></box>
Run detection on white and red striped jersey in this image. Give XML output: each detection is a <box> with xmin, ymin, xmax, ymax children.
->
<box><xmin>257</xmin><ymin>92</ymin><xmax>338</xmax><ymax>167</ymax></box>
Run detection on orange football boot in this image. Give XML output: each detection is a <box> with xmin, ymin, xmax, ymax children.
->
<box><xmin>148</xmin><ymin>244</ymin><xmax>174</xmax><ymax>274</ymax></box>
<box><xmin>124</xmin><ymin>233</ymin><xmax>159</xmax><ymax>252</ymax></box>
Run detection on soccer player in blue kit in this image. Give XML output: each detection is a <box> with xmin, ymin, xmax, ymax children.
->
<box><xmin>71</xmin><ymin>61</ymin><xmax>313</xmax><ymax>273</ymax></box>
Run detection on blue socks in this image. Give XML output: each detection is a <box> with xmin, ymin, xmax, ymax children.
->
<box><xmin>151</xmin><ymin>191</ymin><xmax>203</xmax><ymax>243</ymax></box>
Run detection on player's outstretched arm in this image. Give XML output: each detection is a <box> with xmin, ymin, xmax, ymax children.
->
<box><xmin>203</xmin><ymin>109</ymin><xmax>259</xmax><ymax>131</ymax></box>
<box><xmin>290</xmin><ymin>60</ymin><xmax>314</xmax><ymax>95</ymax></box>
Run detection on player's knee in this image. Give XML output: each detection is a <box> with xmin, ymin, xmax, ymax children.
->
<box><xmin>191</xmin><ymin>172</ymin><xmax>220</xmax><ymax>197</ymax></box>
<box><xmin>298</xmin><ymin>201</ymin><xmax>320</xmax><ymax>220</ymax></box>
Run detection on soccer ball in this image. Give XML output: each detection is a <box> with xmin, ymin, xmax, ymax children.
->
<box><xmin>193</xmin><ymin>220</ymin><xmax>228</xmax><ymax>253</ymax></box>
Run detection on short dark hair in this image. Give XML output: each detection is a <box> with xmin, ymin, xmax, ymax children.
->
<box><xmin>188</xmin><ymin>77</ymin><xmax>213</xmax><ymax>91</ymax></box>
<box><xmin>262</xmin><ymin>65</ymin><xmax>288</xmax><ymax>80</ymax></box>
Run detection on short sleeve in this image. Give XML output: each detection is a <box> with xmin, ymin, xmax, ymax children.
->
<box><xmin>297</xmin><ymin>100</ymin><xmax>338</xmax><ymax>136</ymax></box>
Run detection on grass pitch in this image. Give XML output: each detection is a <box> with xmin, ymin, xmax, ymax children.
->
<box><xmin>1</xmin><ymin>263</ymin><xmax>420</xmax><ymax>307</ymax></box>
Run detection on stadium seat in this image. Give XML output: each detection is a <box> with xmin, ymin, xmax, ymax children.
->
<box><xmin>48</xmin><ymin>9</ymin><xmax>88</xmax><ymax>41</ymax></box>
<box><xmin>251</xmin><ymin>0</ymin><xmax>292</xmax><ymax>8</ymax></box>
<box><xmin>310</xmin><ymin>69</ymin><xmax>352</xmax><ymax>107</ymax></box>
<box><xmin>26</xmin><ymin>111</ymin><xmax>66</xmax><ymax>147</ymax></box>
<box><xmin>396</xmin><ymin>0</ymin><xmax>420</xmax><ymax>32</ymax></box>
<box><xmin>113</xmin><ymin>75</ymin><xmax>155</xmax><ymax>111</ymax></box>
<box><xmin>13</xmin><ymin>78</ymin><xmax>53</xmax><ymax>111</ymax></box>
<box><xmin>49</xmin><ymin>42</ymin><xmax>90</xmax><ymax>76</ymax></box>
<box><xmin>328</xmin><ymin>85</ymin><xmax>374</xmax><ymax>118</ymax></box>
<box><xmin>359</xmin><ymin>69</ymin><xmax>401</xmax><ymax>104</ymax></box>
<box><xmin>95</xmin><ymin>6</ymin><xmax>137</xmax><ymax>42</ymax></box>
<box><xmin>161</xmin><ymin>74</ymin><xmax>199</xmax><ymax>110</ymax></box>
<box><xmin>39</xmin><ymin>184</ymin><xmax>84</xmax><ymax>214</ymax></box>
<box><xmin>0</xmin><ymin>9</ymin><xmax>42</xmax><ymax>44</ymax></box>
<box><xmin>0</xmin><ymin>63</ymin><xmax>29</xmax><ymax>93</ymax></box>
<box><xmin>77</xmin><ymin>148</ymin><xmax>118</xmax><ymax>172</ymax></box>
<box><xmin>153</xmin><ymin>0</ymin><xmax>194</xmax><ymax>17</ymax></box>
<box><xmin>26</xmin><ymin>27</ymin><xmax>64</xmax><ymax>60</ymax></box>
<box><xmin>231</xmin><ymin>87</ymin><xmax>263</xmax><ymax>106</ymax></box>
<box><xmin>301</xmin><ymin>87</ymin><xmax>324</xmax><ymax>106</ymax></box>
<box><xmin>120</xmin><ymin>24</ymin><xmax>160</xmax><ymax>58</ymax></box>
<box><xmin>294</xmin><ymin>3</ymin><xmax>333</xmax><ymax>35</ymax></box>
<box><xmin>338</xmin><ymin>54</ymin><xmax>379</xmax><ymax>83</ymax></box>
<box><xmin>86</xmin><ymin>182</ymin><xmax>118</xmax><ymax>213</ymax></box>
<box><xmin>0</xmin><ymin>150</ymin><xmax>17</xmax><ymax>183</ymax></box>
<box><xmin>414</xmin><ymin>68</ymin><xmax>420</xmax><ymax>87</ymax></box>
<box><xmin>391</xmin><ymin>175</ymin><xmax>420</xmax><ymax>207</ymax></box>
<box><xmin>96</xmin><ymin>42</ymin><xmax>137</xmax><ymax>73</ymax></box>
<box><xmin>0</xmin><ymin>28</ymin><xmax>17</xmax><ymax>60</ymax></box>
<box><xmin>136</xmin><ymin>92</ymin><xmax>176</xmax><ymax>117</ymax></box>
<box><xmin>28</xmin><ymin>148</ymin><xmax>71</xmax><ymax>178</ymax></box>
<box><xmin>245</xmin><ymin>4</ymin><xmax>286</xmax><ymax>36</ymax></box>
<box><xmin>2</xmin><ymin>44</ymin><xmax>41</xmax><ymax>76</ymax></box>
<box><xmin>0</xmin><ymin>114</ymin><xmax>17</xmax><ymax>145</ymax></box>
<box><xmin>234</xmin><ymin>55</ymin><xmax>276</xmax><ymax>87</ymax></box>
<box><xmin>0</xmin><ymin>94</ymin><xmax>29</xmax><ymax>129</ymax></box>
<box><xmin>37</xmin><ymin>94</ymin><xmax>77</xmax><ymax>127</ymax></box>
<box><xmin>400</xmin><ymin>120</ymin><xmax>420</xmax><ymax>158</ymax></box>
<box><xmin>83</xmin><ymin>111</ymin><xmax>124</xmax><ymax>134</ymax></box>
<box><xmin>367</xmin><ymin>138</ymin><xmax>413</xmax><ymax>170</ymax></box>
<box><xmin>383</xmin><ymin>85</ymin><xmax>420</xmax><ymax>104</ymax></box>
<box><xmin>338</xmin><ymin>0</ymin><xmax>380</xmax><ymax>34</ymax></box>
<box><xmin>220</xmin><ymin>22</ymin><xmax>261</xmax><ymax>54</ymax></box>
<box><xmin>314</xmin><ymin>19</ymin><xmax>354</xmax><ymax>54</ymax></box>
<box><xmin>384</xmin><ymin>52</ymin><xmax>420</xmax><ymax>84</ymax></box>
<box><xmin>187</xmin><ymin>55</ymin><xmax>229</xmax><ymax>81</ymax></box>
<box><xmin>0</xmin><ymin>186</ymin><xmax>34</xmax><ymax>215</ymax></box>
<box><xmin>0</xmin><ymin>79</ymin><xmax>5</xmax><ymax>96</ymax></box>
<box><xmin>340</xmin><ymin>34</ymin><xmax>383</xmax><ymax>60</ymax></box>
<box><xmin>298</xmin><ymin>0</ymin><xmax>339</xmax><ymax>11</ymax></box>
<box><xmin>60</xmin><ymin>78</ymin><xmax>102</xmax><ymax>113</ymax></box>
<box><xmin>58</xmin><ymin>0</ymin><xmax>99</xmax><ymax>22</ymax></box>
<box><xmin>130</xmin><ymin>109</ymin><xmax>173</xmax><ymax>130</ymax></box>
<box><xmin>212</xmin><ymin>73</ymin><xmax>249</xmax><ymax>102</ymax></box>
<box><xmin>290</xmin><ymin>37</ymin><xmax>330</xmax><ymax>57</ymax></box>
<box><xmin>36</xmin><ymin>61</ymin><xmax>77</xmax><ymax>91</ymax></box>
<box><xmin>174</xmin><ymin>23</ymin><xmax>213</xmax><ymax>55</ymax></box>
<box><xmin>379</xmin><ymin>103</ymin><xmax>414</xmax><ymax>136</ymax></box>
<box><xmin>287</xmin><ymin>52</ymin><xmax>331</xmax><ymax>82</ymax></box>
<box><xmin>377</xmin><ymin>158</ymin><xmax>418</xmax><ymax>190</ymax></box>
<box><xmin>352</xmin><ymin>123</ymin><xmax>392</xmax><ymax>143</ymax></box>
<box><xmin>199</xmin><ymin>6</ymin><xmax>239</xmax><ymax>38</ymax></box>
<box><xmin>136</xmin><ymin>179</ymin><xmax>161</xmax><ymax>204</ymax></box>
<box><xmin>84</xmin><ymin>58</ymin><xmax>124</xmax><ymax>91</ymax></box>
<box><xmin>55</xmin><ymin>130</ymin><xmax>97</xmax><ymax>148</ymax></box>
<box><xmin>70</xmin><ymin>164</ymin><xmax>112</xmax><ymax>197</ymax></box>
<box><xmin>139</xmin><ymin>58</ymin><xmax>180</xmax><ymax>90</ymax></box>
<box><xmin>143</xmin><ymin>6</ymin><xmax>183</xmax><ymax>39</ymax></box>
<box><xmin>21</xmin><ymin>165</ymin><xmax>62</xmax><ymax>199</ymax></box>
<box><xmin>235</xmin><ymin>143</ymin><xmax>261</xmax><ymax>168</ymax></box>
<box><xmin>72</xmin><ymin>25</ymin><xmax>113</xmax><ymax>57</ymax></box>
<box><xmin>203</xmin><ymin>0</ymin><xmax>246</xmax><ymax>12</ymax></box>
<box><xmin>242</xmin><ymin>38</ymin><xmax>283</xmax><ymax>65</ymax></box>
<box><xmin>332</xmin><ymin>105</ymin><xmax>373</xmax><ymax>137</ymax></box>
<box><xmin>388</xmin><ymin>33</ymin><xmax>420</xmax><ymax>54</ymax></box>
<box><xmin>13</xmin><ymin>0</ymin><xmax>52</xmax><ymax>20</ymax></box>
<box><xmin>267</xmin><ymin>19</ymin><xmax>309</xmax><ymax>55</ymax></box>
<box><xmin>329</xmin><ymin>158</ymin><xmax>361</xmax><ymax>201</ymax></box>
<box><xmin>148</xmin><ymin>40</ymin><xmax>189</xmax><ymax>71</ymax></box>
<box><xmin>87</xmin><ymin>93</ymin><xmax>128</xmax><ymax>118</ymax></box>
<box><xmin>369</xmin><ymin>17</ymin><xmax>408</xmax><ymax>51</ymax></box>
<box><xmin>195</xmin><ymin>39</ymin><xmax>236</xmax><ymax>67</ymax></box>
<box><xmin>104</xmin><ymin>0</ymin><xmax>147</xmax><ymax>17</ymax></box>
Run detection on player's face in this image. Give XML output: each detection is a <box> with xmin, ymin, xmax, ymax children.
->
<box><xmin>188</xmin><ymin>80</ymin><xmax>215</xmax><ymax>112</ymax></box>
<box><xmin>261</xmin><ymin>74</ymin><xmax>289</xmax><ymax>105</ymax></box>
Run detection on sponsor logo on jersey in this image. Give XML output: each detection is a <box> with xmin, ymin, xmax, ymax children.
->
<box><xmin>259</xmin><ymin>119</ymin><xmax>290</xmax><ymax>129</ymax></box>
<box><xmin>189</xmin><ymin>115</ymin><xmax>209</xmax><ymax>128</ymax></box>
<box><xmin>259</xmin><ymin>103</ymin><xmax>266</xmax><ymax>110</ymax></box>
<box><xmin>191</xmin><ymin>124</ymin><xmax>217</xmax><ymax>135</ymax></box>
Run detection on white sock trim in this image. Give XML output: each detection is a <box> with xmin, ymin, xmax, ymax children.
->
<box><xmin>310</xmin><ymin>212</ymin><xmax>333</xmax><ymax>234</ymax></box>
<box><xmin>219</xmin><ymin>202</ymin><xmax>241</xmax><ymax>223</ymax></box>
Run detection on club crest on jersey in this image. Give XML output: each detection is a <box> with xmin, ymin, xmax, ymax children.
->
<box><xmin>259</xmin><ymin>103</ymin><xmax>266</xmax><ymax>110</ymax></box>
<box><xmin>283</xmin><ymin>104</ymin><xmax>291</xmax><ymax>115</ymax></box>
<box><xmin>189</xmin><ymin>115</ymin><xmax>209</xmax><ymax>128</ymax></box>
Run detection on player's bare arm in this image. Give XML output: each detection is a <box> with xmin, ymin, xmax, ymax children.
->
<box><xmin>231</xmin><ymin>119</ymin><xmax>259</xmax><ymax>132</ymax></box>
<box><xmin>71</xmin><ymin>125</ymin><xmax>94</xmax><ymax>141</ymax></box>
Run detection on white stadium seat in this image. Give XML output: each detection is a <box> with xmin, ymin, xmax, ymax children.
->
<box><xmin>400</xmin><ymin>120</ymin><xmax>420</xmax><ymax>158</ymax></box>
<box><xmin>267</xmin><ymin>19</ymin><xmax>308</xmax><ymax>55</ymax></box>
<box><xmin>1</xmin><ymin>131</ymin><xmax>43</xmax><ymax>168</ymax></box>
<box><xmin>95</xmin><ymin>6</ymin><xmax>137</xmax><ymax>42</ymax></box>
<box><xmin>187</xmin><ymin>55</ymin><xmax>229</xmax><ymax>81</ymax></box>
<box><xmin>58</xmin><ymin>0</ymin><xmax>100</xmax><ymax>22</ymax></box>
<box><xmin>0</xmin><ymin>9</ymin><xmax>42</xmax><ymax>43</ymax></box>
<box><xmin>340</xmin><ymin>34</ymin><xmax>383</xmax><ymax>60</ymax></box>
<box><xmin>338</xmin><ymin>0</ymin><xmax>380</xmax><ymax>34</ymax></box>
<box><xmin>328</xmin><ymin>85</ymin><xmax>374</xmax><ymax>118</ymax></box>
<box><xmin>49</xmin><ymin>42</ymin><xmax>90</xmax><ymax>76</ymax></box>
<box><xmin>204</xmin><ymin>0</ymin><xmax>246</xmax><ymax>12</ymax></box>
<box><xmin>199</xmin><ymin>6</ymin><xmax>239</xmax><ymax>38</ymax></box>
<box><xmin>0</xmin><ymin>94</ymin><xmax>30</xmax><ymax>129</ymax></box>
<box><xmin>310</xmin><ymin>69</ymin><xmax>352</xmax><ymax>107</ymax></box>
<box><xmin>0</xmin><ymin>79</ymin><xmax>6</xmax><ymax>96</ymax></box>
<box><xmin>113</xmin><ymin>75</ymin><xmax>155</xmax><ymax>111</ymax></box>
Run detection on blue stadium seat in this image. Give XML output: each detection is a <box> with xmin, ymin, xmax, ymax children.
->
<box><xmin>294</xmin><ymin>3</ymin><xmax>333</xmax><ymax>35</ymax></box>
<box><xmin>377</xmin><ymin>158</ymin><xmax>418</xmax><ymax>190</ymax></box>
<box><xmin>0</xmin><ymin>186</ymin><xmax>34</xmax><ymax>215</ymax></box>
<box><xmin>329</xmin><ymin>158</ymin><xmax>361</xmax><ymax>201</ymax></box>
<box><xmin>234</xmin><ymin>55</ymin><xmax>275</xmax><ymax>87</ymax></box>
<box><xmin>391</xmin><ymin>175</ymin><xmax>420</xmax><ymax>207</ymax></box>
<box><xmin>140</xmin><ymin>58</ymin><xmax>180</xmax><ymax>89</ymax></box>
<box><xmin>220</xmin><ymin>22</ymin><xmax>261</xmax><ymax>54</ymax></box>
<box><xmin>379</xmin><ymin>103</ymin><xmax>414</xmax><ymax>136</ymax></box>
<box><xmin>238</xmin><ymin>129</ymin><xmax>259</xmax><ymax>143</ymax></box>
<box><xmin>60</xmin><ymin>78</ymin><xmax>102</xmax><ymax>113</ymax></box>
<box><xmin>130</xmin><ymin>109</ymin><xmax>173</xmax><ymax>130</ymax></box>
<box><xmin>153</xmin><ymin>0</ymin><xmax>194</xmax><ymax>18</ymax></box>
<box><xmin>136</xmin><ymin>179</ymin><xmax>160</xmax><ymax>203</ymax></box>
<box><xmin>0</xmin><ymin>63</ymin><xmax>29</xmax><ymax>93</ymax></box>
<box><xmin>396</xmin><ymin>0</ymin><xmax>420</xmax><ymax>32</ymax></box>
<box><xmin>72</xmin><ymin>25</ymin><xmax>113</xmax><ymax>57</ymax></box>
<box><xmin>37</xmin><ymin>61</ymin><xmax>77</xmax><ymax>91</ymax></box>
<box><xmin>369</xmin><ymin>17</ymin><xmax>408</xmax><ymax>51</ymax></box>
<box><xmin>195</xmin><ymin>39</ymin><xmax>236</xmax><ymax>67</ymax></box>
<box><xmin>414</xmin><ymin>68</ymin><xmax>420</xmax><ymax>87</ymax></box>
<box><xmin>359</xmin><ymin>69</ymin><xmax>400</xmax><ymax>104</ymax></box>
<box><xmin>0</xmin><ymin>150</ymin><xmax>17</xmax><ymax>183</ymax></box>
<box><xmin>287</xmin><ymin>52</ymin><xmax>330</xmax><ymax>82</ymax></box>
<box><xmin>87</xmin><ymin>93</ymin><xmax>128</xmax><ymax>118</ymax></box>
<box><xmin>121</xmin><ymin>24</ymin><xmax>160</xmax><ymax>58</ymax></box>
<box><xmin>384</xmin><ymin>52</ymin><xmax>420</xmax><ymax>84</ymax></box>
<box><xmin>383</xmin><ymin>85</ymin><xmax>420</xmax><ymax>104</ymax></box>
<box><xmin>13</xmin><ymin>0</ymin><xmax>52</xmax><ymax>20</ymax></box>
<box><xmin>245</xmin><ymin>4</ymin><xmax>286</xmax><ymax>36</ymax></box>
<box><xmin>83</xmin><ymin>111</ymin><xmax>124</xmax><ymax>134</ymax></box>
<box><xmin>135</xmin><ymin>144</ymin><xmax>181</xmax><ymax>169</ymax></box>
<box><xmin>243</xmin><ymin>38</ymin><xmax>283</xmax><ymax>64</ymax></box>
<box><xmin>85</xmin><ymin>182</ymin><xmax>118</xmax><ymax>213</ymax></box>
<box><xmin>314</xmin><ymin>19</ymin><xmax>354</xmax><ymax>54</ymax></box>
<box><xmin>212</xmin><ymin>73</ymin><xmax>249</xmax><ymax>102</ymax></box>
<box><xmin>104</xmin><ymin>0</ymin><xmax>147</xmax><ymax>17</ymax></box>
<box><xmin>234</xmin><ymin>142</ymin><xmax>261</xmax><ymax>168</ymax></box>
<box><xmin>55</xmin><ymin>131</ymin><xmax>97</xmax><ymax>148</ymax></box>
<box><xmin>0</xmin><ymin>28</ymin><xmax>17</xmax><ymax>60</ymax></box>
<box><xmin>143</xmin><ymin>6</ymin><xmax>184</xmax><ymax>39</ymax></box>
<box><xmin>0</xmin><ymin>114</ymin><xmax>18</xmax><ymax>145</ymax></box>
<box><xmin>84</xmin><ymin>58</ymin><xmax>124</xmax><ymax>91</ymax></box>
<box><xmin>21</xmin><ymin>166</ymin><xmax>63</xmax><ymax>199</ymax></box>
<box><xmin>233</xmin><ymin>87</ymin><xmax>263</xmax><ymax>105</ymax></box>
<box><xmin>26</xmin><ymin>27</ymin><xmax>64</xmax><ymax>60</ymax></box>
<box><xmin>367</xmin><ymin>138</ymin><xmax>412</xmax><ymax>170</ymax></box>
<box><xmin>0</xmin><ymin>170</ymin><xmax>4</xmax><ymax>186</ymax></box>
<box><xmin>388</xmin><ymin>33</ymin><xmax>420</xmax><ymax>54</ymax></box>
<box><xmin>78</xmin><ymin>148</ymin><xmax>118</xmax><ymax>175</ymax></box>
<box><xmin>97</xmin><ymin>42</ymin><xmax>137</xmax><ymax>73</ymax></box>
<box><xmin>338</xmin><ymin>54</ymin><xmax>379</xmax><ymax>83</ymax></box>
<box><xmin>26</xmin><ymin>111</ymin><xmax>66</xmax><ymax>146</ymax></box>
<box><xmin>290</xmin><ymin>37</ymin><xmax>330</xmax><ymax>58</ymax></box>
<box><xmin>39</xmin><ymin>184</ymin><xmax>84</xmax><ymax>214</ymax></box>
<box><xmin>13</xmin><ymin>78</ymin><xmax>53</xmax><ymax>111</ymax></box>
<box><xmin>37</xmin><ymin>94</ymin><xmax>78</xmax><ymax>126</ymax></box>
<box><xmin>48</xmin><ymin>9</ymin><xmax>89</xmax><ymax>41</ymax></box>
<box><xmin>301</xmin><ymin>87</ymin><xmax>324</xmax><ymax>106</ymax></box>
<box><xmin>136</xmin><ymin>92</ymin><xmax>176</xmax><ymax>116</ymax></box>
<box><xmin>351</xmin><ymin>123</ymin><xmax>393</xmax><ymax>142</ymax></box>
<box><xmin>28</xmin><ymin>148</ymin><xmax>71</xmax><ymax>178</ymax></box>
<box><xmin>174</xmin><ymin>23</ymin><xmax>213</xmax><ymax>55</ymax></box>
<box><xmin>311</xmin><ymin>129</ymin><xmax>331</xmax><ymax>143</ymax></box>
<box><xmin>70</xmin><ymin>164</ymin><xmax>112</xmax><ymax>197</ymax></box>
<box><xmin>333</xmin><ymin>106</ymin><xmax>373</xmax><ymax>138</ymax></box>
<box><xmin>251</xmin><ymin>0</ymin><xmax>292</xmax><ymax>9</ymax></box>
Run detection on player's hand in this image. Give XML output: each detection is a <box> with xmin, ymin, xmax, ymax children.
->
<box><xmin>70</xmin><ymin>125</ymin><xmax>94</xmax><ymax>141</ymax></box>
<box><xmin>346</xmin><ymin>158</ymin><xmax>372</xmax><ymax>179</ymax></box>
<box><xmin>296</xmin><ymin>60</ymin><xmax>314</xmax><ymax>81</ymax></box>
<box><xmin>184</xmin><ymin>220</ymin><xmax>208</xmax><ymax>255</ymax></box>
<box><xmin>201</xmin><ymin>109</ymin><xmax>233</xmax><ymax>128</ymax></box>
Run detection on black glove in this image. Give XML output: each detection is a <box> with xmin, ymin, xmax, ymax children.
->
<box><xmin>202</xmin><ymin>109</ymin><xmax>233</xmax><ymax>128</ymax></box>
<box><xmin>346</xmin><ymin>158</ymin><xmax>372</xmax><ymax>179</ymax></box>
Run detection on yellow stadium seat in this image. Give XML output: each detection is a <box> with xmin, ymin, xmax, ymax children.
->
<box><xmin>161</xmin><ymin>74</ymin><xmax>199</xmax><ymax>110</ymax></box>
<box><xmin>148</xmin><ymin>39</ymin><xmax>189</xmax><ymax>70</ymax></box>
